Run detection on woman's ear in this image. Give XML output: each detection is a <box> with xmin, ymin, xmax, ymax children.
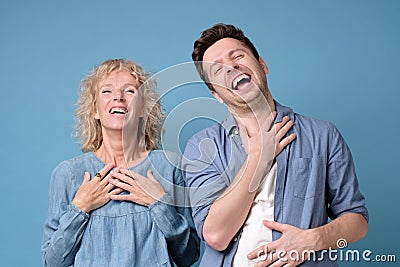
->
<box><xmin>94</xmin><ymin>108</ymin><xmax>100</xmax><ymax>120</ymax></box>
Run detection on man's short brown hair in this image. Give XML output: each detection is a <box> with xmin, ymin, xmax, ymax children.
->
<box><xmin>192</xmin><ymin>23</ymin><xmax>260</xmax><ymax>90</ymax></box>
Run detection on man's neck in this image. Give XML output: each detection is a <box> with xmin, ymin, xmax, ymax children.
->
<box><xmin>230</xmin><ymin>91</ymin><xmax>275</xmax><ymax>137</ymax></box>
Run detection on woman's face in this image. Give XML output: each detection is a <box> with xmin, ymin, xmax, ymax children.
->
<box><xmin>94</xmin><ymin>70</ymin><xmax>143</xmax><ymax>132</ymax></box>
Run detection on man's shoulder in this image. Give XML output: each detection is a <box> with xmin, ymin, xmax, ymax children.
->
<box><xmin>294</xmin><ymin>112</ymin><xmax>336</xmax><ymax>131</ymax></box>
<box><xmin>292</xmin><ymin>112</ymin><xmax>344</xmax><ymax>148</ymax></box>
<box><xmin>276</xmin><ymin>101</ymin><xmax>335</xmax><ymax>131</ymax></box>
<box><xmin>186</xmin><ymin>120</ymin><xmax>229</xmax><ymax>144</ymax></box>
<box><xmin>183</xmin><ymin>120</ymin><xmax>232</xmax><ymax>160</ymax></box>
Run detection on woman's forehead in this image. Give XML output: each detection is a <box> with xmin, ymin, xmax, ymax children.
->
<box><xmin>98</xmin><ymin>70</ymin><xmax>139</xmax><ymax>87</ymax></box>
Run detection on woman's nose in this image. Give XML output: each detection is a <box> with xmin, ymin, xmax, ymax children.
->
<box><xmin>113</xmin><ymin>91</ymin><xmax>125</xmax><ymax>101</ymax></box>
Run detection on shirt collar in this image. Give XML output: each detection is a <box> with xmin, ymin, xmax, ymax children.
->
<box><xmin>274</xmin><ymin>101</ymin><xmax>295</xmax><ymax>123</ymax></box>
<box><xmin>221</xmin><ymin>100</ymin><xmax>295</xmax><ymax>133</ymax></box>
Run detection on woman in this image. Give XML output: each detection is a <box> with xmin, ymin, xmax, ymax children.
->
<box><xmin>41</xmin><ymin>59</ymin><xmax>200</xmax><ymax>266</ymax></box>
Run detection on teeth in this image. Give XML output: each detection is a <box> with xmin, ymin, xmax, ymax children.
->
<box><xmin>110</xmin><ymin>107</ymin><xmax>127</xmax><ymax>114</ymax></box>
<box><xmin>232</xmin><ymin>74</ymin><xmax>251</xmax><ymax>90</ymax></box>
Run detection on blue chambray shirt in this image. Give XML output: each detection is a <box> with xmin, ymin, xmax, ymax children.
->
<box><xmin>182</xmin><ymin>101</ymin><xmax>368</xmax><ymax>267</ymax></box>
<box><xmin>42</xmin><ymin>150</ymin><xmax>200</xmax><ymax>267</ymax></box>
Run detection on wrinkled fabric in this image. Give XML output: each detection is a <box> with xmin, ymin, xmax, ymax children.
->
<box><xmin>183</xmin><ymin>101</ymin><xmax>368</xmax><ymax>267</ymax></box>
<box><xmin>42</xmin><ymin>150</ymin><xmax>199</xmax><ymax>267</ymax></box>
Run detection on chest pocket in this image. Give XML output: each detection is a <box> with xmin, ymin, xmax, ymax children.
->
<box><xmin>293</xmin><ymin>157</ymin><xmax>325</xmax><ymax>200</ymax></box>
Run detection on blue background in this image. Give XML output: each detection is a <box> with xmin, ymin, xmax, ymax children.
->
<box><xmin>1</xmin><ymin>0</ymin><xmax>399</xmax><ymax>266</ymax></box>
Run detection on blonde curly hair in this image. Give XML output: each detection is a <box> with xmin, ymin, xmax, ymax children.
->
<box><xmin>74</xmin><ymin>59</ymin><xmax>163</xmax><ymax>152</ymax></box>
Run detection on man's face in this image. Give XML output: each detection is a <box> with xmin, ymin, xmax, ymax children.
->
<box><xmin>202</xmin><ymin>38</ymin><xmax>270</xmax><ymax>112</ymax></box>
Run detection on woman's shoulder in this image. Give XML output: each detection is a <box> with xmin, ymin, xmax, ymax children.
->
<box><xmin>147</xmin><ymin>150</ymin><xmax>186</xmax><ymax>192</ymax></box>
<box><xmin>52</xmin><ymin>152</ymin><xmax>98</xmax><ymax>177</ymax></box>
<box><xmin>148</xmin><ymin>150</ymin><xmax>183</xmax><ymax>178</ymax></box>
<box><xmin>55</xmin><ymin>152</ymin><xmax>95</xmax><ymax>168</ymax></box>
<box><xmin>148</xmin><ymin>149</ymin><xmax>181</xmax><ymax>166</ymax></box>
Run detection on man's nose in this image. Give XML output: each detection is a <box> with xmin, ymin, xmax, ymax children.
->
<box><xmin>226</xmin><ymin>62</ymin><xmax>239</xmax><ymax>74</ymax></box>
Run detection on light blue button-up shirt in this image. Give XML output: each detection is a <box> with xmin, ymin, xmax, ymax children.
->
<box><xmin>42</xmin><ymin>150</ymin><xmax>200</xmax><ymax>267</ymax></box>
<box><xmin>183</xmin><ymin>101</ymin><xmax>368</xmax><ymax>266</ymax></box>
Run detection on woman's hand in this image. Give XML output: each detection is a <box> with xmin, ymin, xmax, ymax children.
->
<box><xmin>72</xmin><ymin>163</ymin><xmax>122</xmax><ymax>213</ymax></box>
<box><xmin>109</xmin><ymin>169</ymin><xmax>166</xmax><ymax>207</ymax></box>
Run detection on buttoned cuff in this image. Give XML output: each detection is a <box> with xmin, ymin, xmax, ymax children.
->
<box><xmin>149</xmin><ymin>194</ymin><xmax>187</xmax><ymax>238</ymax></box>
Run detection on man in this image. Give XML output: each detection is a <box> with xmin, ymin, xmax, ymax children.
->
<box><xmin>182</xmin><ymin>23</ymin><xmax>368</xmax><ymax>266</ymax></box>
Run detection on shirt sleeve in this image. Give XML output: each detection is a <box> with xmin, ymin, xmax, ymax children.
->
<box><xmin>41</xmin><ymin>162</ymin><xmax>89</xmax><ymax>267</ymax></box>
<box><xmin>182</xmin><ymin>134</ymin><xmax>231</xmax><ymax>239</ymax></box>
<box><xmin>326</xmin><ymin>124</ymin><xmax>369</xmax><ymax>221</ymax></box>
<box><xmin>148</xmin><ymin>167</ymin><xmax>200</xmax><ymax>267</ymax></box>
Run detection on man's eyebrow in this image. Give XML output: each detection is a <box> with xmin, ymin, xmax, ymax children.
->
<box><xmin>228</xmin><ymin>48</ymin><xmax>247</xmax><ymax>56</ymax></box>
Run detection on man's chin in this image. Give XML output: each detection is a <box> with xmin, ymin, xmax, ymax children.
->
<box><xmin>229</xmin><ymin>92</ymin><xmax>270</xmax><ymax>113</ymax></box>
<box><xmin>226</xmin><ymin>99</ymin><xmax>256</xmax><ymax>114</ymax></box>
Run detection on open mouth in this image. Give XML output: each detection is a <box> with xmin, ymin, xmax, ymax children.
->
<box><xmin>109</xmin><ymin>107</ymin><xmax>128</xmax><ymax>115</ymax></box>
<box><xmin>232</xmin><ymin>73</ymin><xmax>251</xmax><ymax>90</ymax></box>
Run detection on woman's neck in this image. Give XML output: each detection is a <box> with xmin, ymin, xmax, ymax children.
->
<box><xmin>95</xmin><ymin>130</ymin><xmax>148</xmax><ymax>168</ymax></box>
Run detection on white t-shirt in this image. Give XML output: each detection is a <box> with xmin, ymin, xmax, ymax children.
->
<box><xmin>232</xmin><ymin>162</ymin><xmax>277</xmax><ymax>267</ymax></box>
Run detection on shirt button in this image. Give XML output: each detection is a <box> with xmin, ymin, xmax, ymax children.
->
<box><xmin>234</xmin><ymin>130</ymin><xmax>239</xmax><ymax>135</ymax></box>
<box><xmin>233</xmin><ymin>237</ymin><xmax>238</xmax><ymax>242</ymax></box>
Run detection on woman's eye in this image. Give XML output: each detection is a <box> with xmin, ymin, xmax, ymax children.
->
<box><xmin>125</xmin><ymin>88</ymin><xmax>136</xmax><ymax>94</ymax></box>
<box><xmin>101</xmin><ymin>90</ymin><xmax>111</xmax><ymax>93</ymax></box>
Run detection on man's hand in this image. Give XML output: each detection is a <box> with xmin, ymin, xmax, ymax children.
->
<box><xmin>274</xmin><ymin>116</ymin><xmax>296</xmax><ymax>156</ymax></box>
<box><xmin>247</xmin><ymin>213</ymin><xmax>368</xmax><ymax>266</ymax></box>
<box><xmin>247</xmin><ymin>220</ymin><xmax>315</xmax><ymax>267</ymax></box>
<box><xmin>238</xmin><ymin>113</ymin><xmax>296</xmax><ymax>162</ymax></box>
<box><xmin>237</xmin><ymin>111</ymin><xmax>275</xmax><ymax>158</ymax></box>
<box><xmin>237</xmin><ymin>113</ymin><xmax>296</xmax><ymax>192</ymax></box>
<box><xmin>202</xmin><ymin>114</ymin><xmax>297</xmax><ymax>251</ymax></box>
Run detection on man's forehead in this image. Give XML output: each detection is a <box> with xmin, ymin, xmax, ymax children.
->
<box><xmin>203</xmin><ymin>38</ymin><xmax>250</xmax><ymax>61</ymax></box>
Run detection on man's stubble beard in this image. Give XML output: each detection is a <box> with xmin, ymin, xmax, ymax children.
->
<box><xmin>227</xmin><ymin>82</ymin><xmax>274</xmax><ymax>117</ymax></box>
